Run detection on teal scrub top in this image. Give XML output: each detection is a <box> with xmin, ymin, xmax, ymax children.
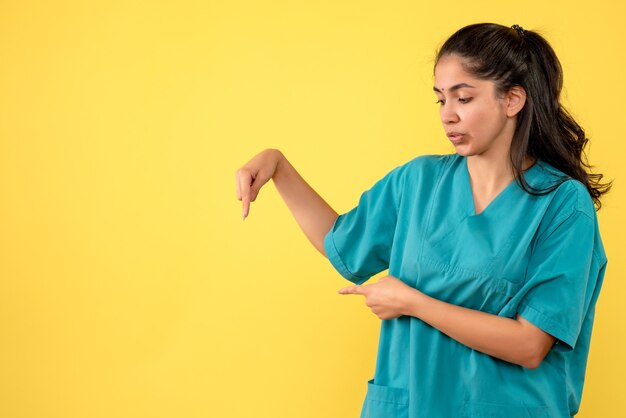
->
<box><xmin>323</xmin><ymin>154</ymin><xmax>607</xmax><ymax>418</ymax></box>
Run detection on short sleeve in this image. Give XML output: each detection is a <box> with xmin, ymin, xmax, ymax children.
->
<box><xmin>323</xmin><ymin>165</ymin><xmax>404</xmax><ymax>285</ymax></box>
<box><xmin>517</xmin><ymin>208</ymin><xmax>606</xmax><ymax>351</ymax></box>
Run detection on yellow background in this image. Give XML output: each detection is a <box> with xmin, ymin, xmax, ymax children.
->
<box><xmin>1</xmin><ymin>1</ymin><xmax>624</xmax><ymax>417</ymax></box>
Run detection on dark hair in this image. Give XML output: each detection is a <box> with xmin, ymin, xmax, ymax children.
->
<box><xmin>435</xmin><ymin>23</ymin><xmax>611</xmax><ymax>209</ymax></box>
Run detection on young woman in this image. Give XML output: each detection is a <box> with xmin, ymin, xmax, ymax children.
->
<box><xmin>235</xmin><ymin>23</ymin><xmax>610</xmax><ymax>418</ymax></box>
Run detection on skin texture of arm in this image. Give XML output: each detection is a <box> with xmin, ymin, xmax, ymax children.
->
<box><xmin>272</xmin><ymin>152</ymin><xmax>338</xmax><ymax>256</ymax></box>
<box><xmin>339</xmin><ymin>275</ymin><xmax>557</xmax><ymax>369</ymax></box>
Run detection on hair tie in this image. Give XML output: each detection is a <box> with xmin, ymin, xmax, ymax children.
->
<box><xmin>512</xmin><ymin>24</ymin><xmax>526</xmax><ymax>36</ymax></box>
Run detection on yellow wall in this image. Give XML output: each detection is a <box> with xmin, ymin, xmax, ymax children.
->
<box><xmin>1</xmin><ymin>1</ymin><xmax>624</xmax><ymax>417</ymax></box>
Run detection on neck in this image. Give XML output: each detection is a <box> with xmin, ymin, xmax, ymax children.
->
<box><xmin>466</xmin><ymin>153</ymin><xmax>535</xmax><ymax>193</ymax></box>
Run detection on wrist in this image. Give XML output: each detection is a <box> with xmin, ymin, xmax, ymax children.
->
<box><xmin>269</xmin><ymin>149</ymin><xmax>285</xmax><ymax>177</ymax></box>
<box><xmin>403</xmin><ymin>288</ymin><xmax>425</xmax><ymax>318</ymax></box>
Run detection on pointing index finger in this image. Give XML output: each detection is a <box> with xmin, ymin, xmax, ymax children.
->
<box><xmin>239</xmin><ymin>171</ymin><xmax>252</xmax><ymax>220</ymax></box>
<box><xmin>338</xmin><ymin>285</ymin><xmax>366</xmax><ymax>295</ymax></box>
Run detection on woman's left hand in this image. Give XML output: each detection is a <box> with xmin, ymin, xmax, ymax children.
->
<box><xmin>338</xmin><ymin>275</ymin><xmax>419</xmax><ymax>320</ymax></box>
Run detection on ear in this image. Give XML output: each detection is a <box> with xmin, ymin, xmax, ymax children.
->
<box><xmin>505</xmin><ymin>86</ymin><xmax>527</xmax><ymax>118</ymax></box>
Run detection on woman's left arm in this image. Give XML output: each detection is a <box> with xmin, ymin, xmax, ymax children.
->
<box><xmin>338</xmin><ymin>276</ymin><xmax>556</xmax><ymax>369</ymax></box>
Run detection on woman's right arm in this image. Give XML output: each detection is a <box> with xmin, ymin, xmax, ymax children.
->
<box><xmin>235</xmin><ymin>149</ymin><xmax>338</xmax><ymax>257</ymax></box>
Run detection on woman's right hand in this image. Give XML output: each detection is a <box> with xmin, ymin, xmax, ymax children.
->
<box><xmin>235</xmin><ymin>148</ymin><xmax>282</xmax><ymax>219</ymax></box>
<box><xmin>235</xmin><ymin>148</ymin><xmax>337</xmax><ymax>256</ymax></box>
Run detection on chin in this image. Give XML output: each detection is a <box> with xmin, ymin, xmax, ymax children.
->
<box><xmin>452</xmin><ymin>146</ymin><xmax>475</xmax><ymax>157</ymax></box>
<box><xmin>452</xmin><ymin>143</ymin><xmax>487</xmax><ymax>158</ymax></box>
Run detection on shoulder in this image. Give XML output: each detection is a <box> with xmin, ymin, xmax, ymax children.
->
<box><xmin>551</xmin><ymin>180</ymin><xmax>595</xmax><ymax>221</ymax></box>
<box><xmin>373</xmin><ymin>153</ymin><xmax>456</xmax><ymax>184</ymax></box>
<box><xmin>531</xmin><ymin>161</ymin><xmax>606</xmax><ymax>263</ymax></box>
<box><xmin>365</xmin><ymin>154</ymin><xmax>457</xmax><ymax>202</ymax></box>
<box><xmin>392</xmin><ymin>153</ymin><xmax>458</xmax><ymax>180</ymax></box>
<box><xmin>403</xmin><ymin>153</ymin><xmax>457</xmax><ymax>170</ymax></box>
<box><xmin>531</xmin><ymin>161</ymin><xmax>595</xmax><ymax>221</ymax></box>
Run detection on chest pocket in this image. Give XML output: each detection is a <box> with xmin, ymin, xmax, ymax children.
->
<box><xmin>416</xmin><ymin>216</ymin><xmax>524</xmax><ymax>315</ymax></box>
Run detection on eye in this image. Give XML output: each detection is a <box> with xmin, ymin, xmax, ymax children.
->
<box><xmin>459</xmin><ymin>97</ymin><xmax>472</xmax><ymax>104</ymax></box>
<box><xmin>435</xmin><ymin>99</ymin><xmax>445</xmax><ymax>105</ymax></box>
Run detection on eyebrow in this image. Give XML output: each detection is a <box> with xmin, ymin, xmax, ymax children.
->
<box><xmin>433</xmin><ymin>83</ymin><xmax>476</xmax><ymax>93</ymax></box>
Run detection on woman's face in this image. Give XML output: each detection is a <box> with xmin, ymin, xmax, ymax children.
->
<box><xmin>433</xmin><ymin>54</ymin><xmax>515</xmax><ymax>160</ymax></box>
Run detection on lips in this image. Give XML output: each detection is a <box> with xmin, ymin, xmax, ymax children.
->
<box><xmin>446</xmin><ymin>131</ymin><xmax>465</xmax><ymax>143</ymax></box>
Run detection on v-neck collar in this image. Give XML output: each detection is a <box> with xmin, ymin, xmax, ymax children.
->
<box><xmin>460</xmin><ymin>156</ymin><xmax>540</xmax><ymax>217</ymax></box>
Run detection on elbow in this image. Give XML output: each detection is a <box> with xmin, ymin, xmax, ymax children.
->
<box><xmin>519</xmin><ymin>343</ymin><xmax>551</xmax><ymax>370</ymax></box>
<box><xmin>520</xmin><ymin>355</ymin><xmax>543</xmax><ymax>370</ymax></box>
<box><xmin>515</xmin><ymin>317</ymin><xmax>557</xmax><ymax>370</ymax></box>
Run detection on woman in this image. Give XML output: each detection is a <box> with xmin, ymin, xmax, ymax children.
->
<box><xmin>235</xmin><ymin>23</ymin><xmax>610</xmax><ymax>418</ymax></box>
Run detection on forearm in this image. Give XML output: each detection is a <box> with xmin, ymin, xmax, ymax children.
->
<box><xmin>271</xmin><ymin>150</ymin><xmax>338</xmax><ymax>256</ymax></box>
<box><xmin>406</xmin><ymin>289</ymin><xmax>542</xmax><ymax>368</ymax></box>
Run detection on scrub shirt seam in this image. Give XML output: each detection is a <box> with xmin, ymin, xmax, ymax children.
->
<box><xmin>518</xmin><ymin>301</ymin><xmax>576</xmax><ymax>348</ymax></box>
<box><xmin>591</xmin><ymin>248</ymin><xmax>606</xmax><ymax>267</ymax></box>
<box><xmin>368</xmin><ymin>400</ymin><xmax>408</xmax><ymax>406</ymax></box>
<box><xmin>395</xmin><ymin>161</ymin><xmax>406</xmax><ymax>210</ymax></box>
<box><xmin>536</xmin><ymin>207</ymin><xmax>588</xmax><ymax>246</ymax></box>
<box><xmin>418</xmin><ymin>248</ymin><xmax>520</xmax><ymax>297</ymax></box>
<box><xmin>323</xmin><ymin>222</ymin><xmax>369</xmax><ymax>284</ymax></box>
<box><xmin>418</xmin><ymin>155</ymin><xmax>449</xmax><ymax>257</ymax></box>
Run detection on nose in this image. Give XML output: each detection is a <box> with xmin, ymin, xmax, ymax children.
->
<box><xmin>440</xmin><ymin>103</ymin><xmax>459</xmax><ymax>124</ymax></box>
